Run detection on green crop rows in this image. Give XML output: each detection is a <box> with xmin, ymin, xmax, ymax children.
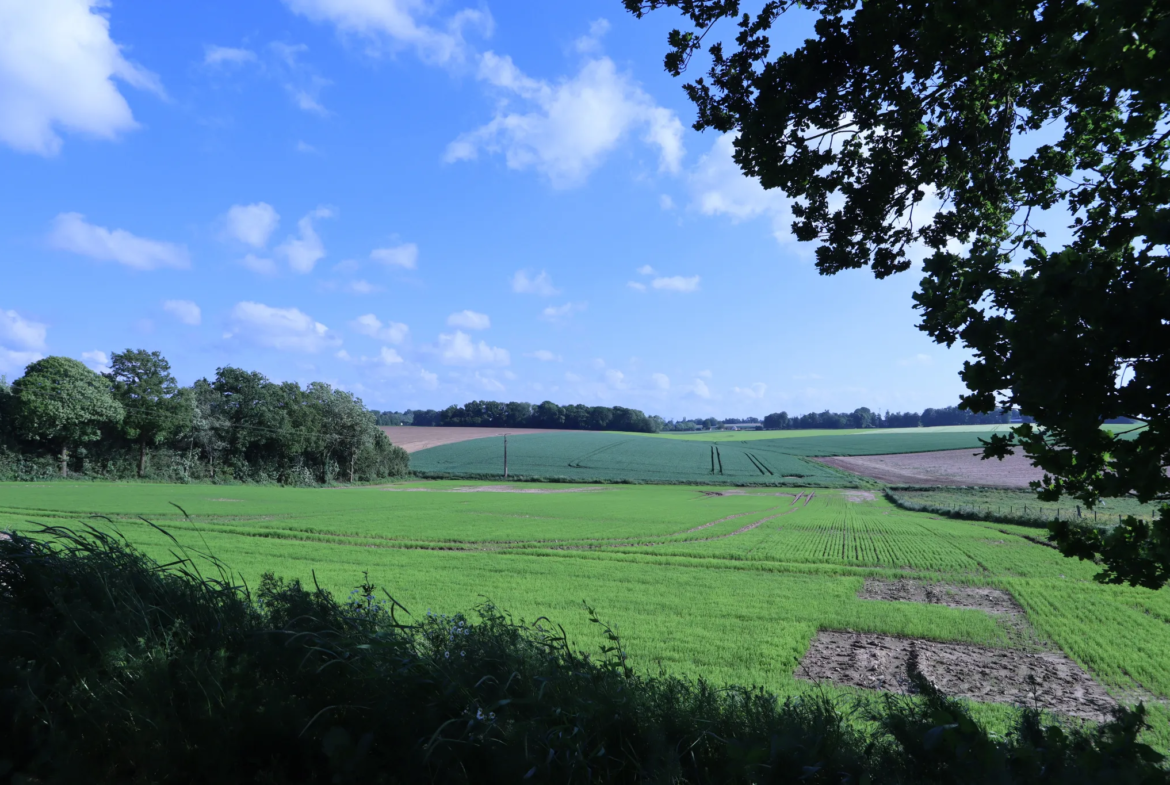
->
<box><xmin>409</xmin><ymin>429</ymin><xmax>1008</xmax><ymax>484</ymax></box>
<box><xmin>3</xmin><ymin>479</ymin><xmax>1169</xmax><ymax>748</ymax></box>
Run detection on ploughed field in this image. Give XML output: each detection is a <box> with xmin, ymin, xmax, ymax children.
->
<box><xmin>3</xmin><ymin>480</ymin><xmax>1169</xmax><ymax>747</ymax></box>
<box><xmin>407</xmin><ymin>428</ymin><xmax>1011</xmax><ymax>484</ymax></box>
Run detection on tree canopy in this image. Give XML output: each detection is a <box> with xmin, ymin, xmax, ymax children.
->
<box><xmin>106</xmin><ymin>349</ymin><xmax>185</xmax><ymax>477</ymax></box>
<box><xmin>10</xmin><ymin>357</ymin><xmax>124</xmax><ymax>477</ymax></box>
<box><xmin>626</xmin><ymin>0</ymin><xmax>1170</xmax><ymax>586</ymax></box>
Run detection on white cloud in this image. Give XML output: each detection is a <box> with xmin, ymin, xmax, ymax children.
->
<box><xmin>268</xmin><ymin>42</ymin><xmax>332</xmax><ymax>116</ymax></box>
<box><xmin>81</xmin><ymin>349</ymin><xmax>110</xmax><ymax>373</ymax></box>
<box><xmin>688</xmin><ymin>132</ymin><xmax>806</xmax><ymax>249</ymax></box>
<box><xmin>626</xmin><ymin>281</ymin><xmax>646</xmax><ymax>292</ymax></box>
<box><xmin>691</xmin><ymin>378</ymin><xmax>711</xmax><ymax>399</ymax></box>
<box><xmin>899</xmin><ymin>353</ymin><xmax>933</xmax><ymax>367</ymax></box>
<box><xmin>733</xmin><ymin>382</ymin><xmax>766</xmax><ymax>400</ymax></box>
<box><xmin>0</xmin><ymin>348</ymin><xmax>42</xmax><ymax>375</ymax></box>
<box><xmin>343</xmin><ymin>279</ymin><xmax>382</xmax><ymax>294</ymax></box>
<box><xmin>447</xmin><ymin>310</ymin><xmax>490</xmax><ymax>330</ymax></box>
<box><xmin>162</xmin><ymin>299</ymin><xmax>201</xmax><ymax>326</ymax></box>
<box><xmin>591</xmin><ymin>358</ymin><xmax>606</xmax><ymax>369</ymax></box>
<box><xmin>697</xmin><ymin>369</ymin><xmax>712</xmax><ymax>378</ymax></box>
<box><xmin>437</xmin><ymin>330</ymin><xmax>509</xmax><ymax>366</ymax></box>
<box><xmin>49</xmin><ymin>213</ymin><xmax>190</xmax><ymax>270</ymax></box>
<box><xmin>281</xmin><ymin>0</ymin><xmax>491</xmax><ymax>65</ymax></box>
<box><xmin>241</xmin><ymin>253</ymin><xmax>278</xmax><ymax>275</ymax></box>
<box><xmin>370</xmin><ymin>243</ymin><xmax>418</xmax><ymax>269</ymax></box>
<box><xmin>350</xmin><ymin>313</ymin><xmax>408</xmax><ymax>343</ymax></box>
<box><xmin>275</xmin><ymin>206</ymin><xmax>334</xmax><ymax>273</ymax></box>
<box><xmin>652</xmin><ymin>275</ymin><xmax>700</xmax><ymax>292</ymax></box>
<box><xmin>651</xmin><ymin>372</ymin><xmax>670</xmax><ymax>390</ymax></box>
<box><xmin>0</xmin><ymin>0</ymin><xmax>164</xmax><ymax>156</ymax></box>
<box><xmin>659</xmin><ymin>194</ymin><xmax>675</xmax><ymax>210</ymax></box>
<box><xmin>511</xmin><ymin>269</ymin><xmax>558</xmax><ymax>296</ymax></box>
<box><xmin>637</xmin><ymin>264</ymin><xmax>656</xmax><ymax>276</ymax></box>
<box><xmin>565</xmin><ymin>371</ymin><xmax>582</xmax><ymax>383</ymax></box>
<box><xmin>475</xmin><ymin>372</ymin><xmax>505</xmax><ymax>392</ymax></box>
<box><xmin>203</xmin><ymin>45</ymin><xmax>257</xmax><ymax>66</ymax></box>
<box><xmin>225</xmin><ymin>301</ymin><xmax>340</xmax><ymax>353</ymax></box>
<box><xmin>527</xmin><ymin>349</ymin><xmax>561</xmax><ymax>362</ymax></box>
<box><xmin>573</xmin><ymin>18</ymin><xmax>610</xmax><ymax>55</ymax></box>
<box><xmin>224</xmin><ymin>202</ymin><xmax>279</xmax><ymax>248</ymax></box>
<box><xmin>0</xmin><ymin>309</ymin><xmax>48</xmax><ymax>351</ymax></box>
<box><xmin>419</xmin><ymin>368</ymin><xmax>439</xmax><ymax>389</ymax></box>
<box><xmin>379</xmin><ymin>346</ymin><xmax>403</xmax><ymax>364</ymax></box>
<box><xmin>446</xmin><ymin>51</ymin><xmax>684</xmax><ymax>188</ymax></box>
<box><xmin>604</xmin><ymin>369</ymin><xmax>626</xmax><ymax>389</ymax></box>
<box><xmin>540</xmin><ymin>302</ymin><xmax>586</xmax><ymax>322</ymax></box>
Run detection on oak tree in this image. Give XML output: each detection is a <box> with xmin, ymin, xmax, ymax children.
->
<box><xmin>626</xmin><ymin>0</ymin><xmax>1170</xmax><ymax>586</ymax></box>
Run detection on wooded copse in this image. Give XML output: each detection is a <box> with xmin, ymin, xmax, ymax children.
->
<box><xmin>763</xmin><ymin>406</ymin><xmax>1016</xmax><ymax>431</ymax></box>
<box><xmin>0</xmin><ymin>351</ymin><xmax>408</xmax><ymax>484</ymax></box>
<box><xmin>405</xmin><ymin>400</ymin><xmax>665</xmax><ymax>433</ymax></box>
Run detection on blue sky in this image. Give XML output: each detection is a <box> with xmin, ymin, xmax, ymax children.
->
<box><xmin>0</xmin><ymin>0</ymin><xmax>975</xmax><ymax>419</ymax></box>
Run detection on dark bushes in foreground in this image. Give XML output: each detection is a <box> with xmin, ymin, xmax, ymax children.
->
<box><xmin>1</xmin><ymin>528</ymin><xmax>1166</xmax><ymax>784</ymax></box>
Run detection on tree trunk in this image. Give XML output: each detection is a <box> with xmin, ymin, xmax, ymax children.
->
<box><xmin>60</xmin><ymin>444</ymin><xmax>68</xmax><ymax>478</ymax></box>
<box><xmin>138</xmin><ymin>441</ymin><xmax>147</xmax><ymax>478</ymax></box>
<box><xmin>349</xmin><ymin>451</ymin><xmax>355</xmax><ymax>484</ymax></box>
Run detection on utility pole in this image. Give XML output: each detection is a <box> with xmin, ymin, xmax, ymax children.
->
<box><xmin>503</xmin><ymin>433</ymin><xmax>508</xmax><ymax>478</ymax></box>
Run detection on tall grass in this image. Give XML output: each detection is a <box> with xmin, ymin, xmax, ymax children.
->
<box><xmin>1</xmin><ymin>527</ymin><xmax>1166</xmax><ymax>783</ymax></box>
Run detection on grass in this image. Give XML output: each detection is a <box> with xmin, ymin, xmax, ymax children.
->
<box><xmin>4</xmin><ymin>478</ymin><xmax>1170</xmax><ymax>754</ymax></box>
<box><xmin>7</xmin><ymin>527</ymin><xmax>1165</xmax><ymax>784</ymax></box>
<box><xmin>889</xmin><ymin>487</ymin><xmax>1165</xmax><ymax>525</ymax></box>
<box><xmin>408</xmin><ymin>429</ymin><xmax>1012</xmax><ymax>484</ymax></box>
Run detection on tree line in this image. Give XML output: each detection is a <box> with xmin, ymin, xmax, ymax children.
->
<box><xmin>376</xmin><ymin>400</ymin><xmax>665</xmax><ymax>433</ymax></box>
<box><xmin>763</xmin><ymin>406</ymin><xmax>1017</xmax><ymax>431</ymax></box>
<box><xmin>0</xmin><ymin>351</ymin><xmax>408</xmax><ymax>484</ymax></box>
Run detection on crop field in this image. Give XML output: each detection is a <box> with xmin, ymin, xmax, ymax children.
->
<box><xmin>3</xmin><ymin>480</ymin><xmax>1169</xmax><ymax>747</ymax></box>
<box><xmin>889</xmin><ymin>486</ymin><xmax>1164</xmax><ymax>524</ymax></box>
<box><xmin>654</xmin><ymin>424</ymin><xmax>1014</xmax><ymax>442</ymax></box>
<box><xmin>408</xmin><ymin>429</ymin><xmax>1009</xmax><ymax>484</ymax></box>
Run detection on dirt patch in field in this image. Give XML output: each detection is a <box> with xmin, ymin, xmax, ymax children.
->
<box><xmin>843</xmin><ymin>491</ymin><xmax>876</xmax><ymax>503</ymax></box>
<box><xmin>380</xmin><ymin>484</ymin><xmax>603</xmax><ymax>494</ymax></box>
<box><xmin>701</xmin><ymin>490</ymin><xmax>798</xmax><ymax>498</ymax></box>
<box><xmin>859</xmin><ymin>579</ymin><xmax>1022</xmax><ymax>615</ymax></box>
<box><xmin>380</xmin><ymin>426</ymin><xmax>579</xmax><ymax>453</ymax></box>
<box><xmin>797</xmin><ymin>631</ymin><xmax>1117</xmax><ymax>721</ymax></box>
<box><xmin>816</xmin><ymin>449</ymin><xmax>1046</xmax><ymax>488</ymax></box>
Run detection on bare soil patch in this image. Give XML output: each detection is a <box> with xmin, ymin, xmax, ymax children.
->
<box><xmin>380</xmin><ymin>484</ymin><xmax>603</xmax><ymax>494</ymax></box>
<box><xmin>797</xmin><ymin>631</ymin><xmax>1117</xmax><ymax>721</ymax></box>
<box><xmin>380</xmin><ymin>426</ymin><xmax>579</xmax><ymax>453</ymax></box>
<box><xmin>816</xmin><ymin>449</ymin><xmax>1046</xmax><ymax>487</ymax></box>
<box><xmin>859</xmin><ymin>579</ymin><xmax>1022</xmax><ymax>615</ymax></box>
<box><xmin>842</xmin><ymin>491</ymin><xmax>876</xmax><ymax>503</ymax></box>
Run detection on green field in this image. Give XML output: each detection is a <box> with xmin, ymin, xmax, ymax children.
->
<box><xmin>409</xmin><ymin>429</ymin><xmax>1008</xmax><ymax>483</ymax></box>
<box><xmin>4</xmin><ymin>479</ymin><xmax>1169</xmax><ymax>746</ymax></box>
<box><xmin>890</xmin><ymin>486</ymin><xmax>1164</xmax><ymax>524</ymax></box>
<box><xmin>654</xmin><ymin>424</ymin><xmax>1014</xmax><ymax>442</ymax></box>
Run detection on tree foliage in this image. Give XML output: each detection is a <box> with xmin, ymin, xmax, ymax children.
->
<box><xmin>0</xmin><ymin>354</ymin><xmax>408</xmax><ymax>485</ymax></box>
<box><xmin>626</xmin><ymin>0</ymin><xmax>1170</xmax><ymax>586</ymax></box>
<box><xmin>439</xmin><ymin>400</ymin><xmax>663</xmax><ymax>433</ymax></box>
<box><xmin>106</xmin><ymin>349</ymin><xmax>185</xmax><ymax>477</ymax></box>
<box><xmin>10</xmin><ymin>357</ymin><xmax>124</xmax><ymax>477</ymax></box>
